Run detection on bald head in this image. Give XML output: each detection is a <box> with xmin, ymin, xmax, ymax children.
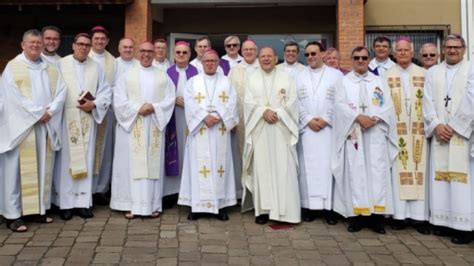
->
<box><xmin>139</xmin><ymin>41</ymin><xmax>155</xmax><ymax>67</ymax></box>
<box><xmin>394</xmin><ymin>39</ymin><xmax>413</xmax><ymax>69</ymax></box>
<box><xmin>241</xmin><ymin>40</ymin><xmax>258</xmax><ymax>64</ymax></box>
<box><xmin>118</xmin><ymin>38</ymin><xmax>135</xmax><ymax>61</ymax></box>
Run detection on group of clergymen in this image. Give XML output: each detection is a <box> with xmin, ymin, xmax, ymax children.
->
<box><xmin>0</xmin><ymin>25</ymin><xmax>473</xmax><ymax>245</ymax></box>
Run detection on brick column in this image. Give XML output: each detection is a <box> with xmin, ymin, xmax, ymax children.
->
<box><xmin>337</xmin><ymin>0</ymin><xmax>365</xmax><ymax>69</ymax></box>
<box><xmin>125</xmin><ymin>0</ymin><xmax>152</xmax><ymax>43</ymax></box>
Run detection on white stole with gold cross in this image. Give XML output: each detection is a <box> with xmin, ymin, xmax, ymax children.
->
<box><xmin>386</xmin><ymin>65</ymin><xmax>427</xmax><ymax>200</ymax></box>
<box><xmin>126</xmin><ymin>65</ymin><xmax>165</xmax><ymax>180</ymax></box>
<box><xmin>9</xmin><ymin>57</ymin><xmax>59</xmax><ymax>215</ymax></box>
<box><xmin>60</xmin><ymin>55</ymin><xmax>97</xmax><ymax>180</ymax></box>
<box><xmin>432</xmin><ymin>61</ymin><xmax>470</xmax><ymax>184</ymax></box>
<box><xmin>192</xmin><ymin>74</ymin><xmax>229</xmax><ymax>201</ymax></box>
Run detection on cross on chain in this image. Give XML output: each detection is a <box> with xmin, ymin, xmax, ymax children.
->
<box><xmin>199</xmin><ymin>165</ymin><xmax>211</xmax><ymax>178</ymax></box>
<box><xmin>219</xmin><ymin>124</ymin><xmax>226</xmax><ymax>135</ymax></box>
<box><xmin>194</xmin><ymin>92</ymin><xmax>205</xmax><ymax>104</ymax></box>
<box><xmin>217</xmin><ymin>165</ymin><xmax>225</xmax><ymax>177</ymax></box>
<box><xmin>219</xmin><ymin>91</ymin><xmax>229</xmax><ymax>103</ymax></box>
<box><xmin>359</xmin><ymin>103</ymin><xmax>368</xmax><ymax>113</ymax></box>
<box><xmin>444</xmin><ymin>95</ymin><xmax>452</xmax><ymax>107</ymax></box>
<box><xmin>199</xmin><ymin>126</ymin><xmax>207</xmax><ymax>135</ymax></box>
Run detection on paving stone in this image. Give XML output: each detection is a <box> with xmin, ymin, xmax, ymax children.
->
<box><xmin>0</xmin><ymin>244</ymin><xmax>24</xmax><ymax>255</ymax></box>
<box><xmin>201</xmin><ymin>254</ymin><xmax>227</xmax><ymax>263</ymax></box>
<box><xmin>437</xmin><ymin>255</ymin><xmax>470</xmax><ymax>265</ymax></box>
<box><xmin>157</xmin><ymin>248</ymin><xmax>179</xmax><ymax>258</ymax></box>
<box><xmin>95</xmin><ymin>246</ymin><xmax>123</xmax><ymax>253</ymax></box>
<box><xmin>249</xmin><ymin>255</ymin><xmax>274</xmax><ymax>265</ymax></box>
<box><xmin>274</xmin><ymin>257</ymin><xmax>298</xmax><ymax>266</ymax></box>
<box><xmin>155</xmin><ymin>257</ymin><xmax>178</xmax><ymax>266</ymax></box>
<box><xmin>358</xmin><ymin>238</ymin><xmax>383</xmax><ymax>246</ymax></box>
<box><xmin>322</xmin><ymin>254</ymin><xmax>351</xmax><ymax>265</ymax></box>
<box><xmin>179</xmin><ymin>252</ymin><xmax>201</xmax><ymax>262</ymax></box>
<box><xmin>201</xmin><ymin>245</ymin><xmax>227</xmax><ymax>254</ymax></box>
<box><xmin>249</xmin><ymin>244</ymin><xmax>271</xmax><ymax>256</ymax></box>
<box><xmin>228</xmin><ymin>256</ymin><xmax>249</xmax><ymax>266</ymax></box>
<box><xmin>0</xmin><ymin>256</ymin><xmax>15</xmax><ymax>265</ymax></box>
<box><xmin>228</xmin><ymin>249</ymin><xmax>249</xmax><ymax>257</ymax></box>
<box><xmin>369</xmin><ymin>254</ymin><xmax>399</xmax><ymax>265</ymax></box>
<box><xmin>393</xmin><ymin>251</ymin><xmax>422</xmax><ymax>264</ymax></box>
<box><xmin>291</xmin><ymin>239</ymin><xmax>315</xmax><ymax>249</ymax></box>
<box><xmin>271</xmin><ymin>246</ymin><xmax>296</xmax><ymax>258</ymax></box>
<box><xmin>344</xmin><ymin>251</ymin><xmax>372</xmax><ymax>263</ymax></box>
<box><xmin>52</xmin><ymin>238</ymin><xmax>74</xmax><ymax>247</ymax></box>
<box><xmin>93</xmin><ymin>253</ymin><xmax>120</xmax><ymax>264</ymax></box>
<box><xmin>417</xmin><ymin>255</ymin><xmax>444</xmax><ymax>265</ymax></box>
<box><xmin>16</xmin><ymin>247</ymin><xmax>48</xmax><ymax>260</ymax></box>
<box><xmin>39</xmin><ymin>258</ymin><xmax>65</xmax><ymax>266</ymax></box>
<box><xmin>44</xmin><ymin>247</ymin><xmax>71</xmax><ymax>258</ymax></box>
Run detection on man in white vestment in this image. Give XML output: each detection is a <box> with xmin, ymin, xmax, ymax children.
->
<box><xmin>41</xmin><ymin>26</ymin><xmax>62</xmax><ymax>65</ymax></box>
<box><xmin>332</xmin><ymin>46</ymin><xmax>398</xmax><ymax>234</ymax></box>
<box><xmin>88</xmin><ymin>26</ymin><xmax>117</xmax><ymax>205</ymax></box>
<box><xmin>228</xmin><ymin>39</ymin><xmax>260</xmax><ymax>198</ymax></box>
<box><xmin>153</xmin><ymin>38</ymin><xmax>171</xmax><ymax>71</ymax></box>
<box><xmin>163</xmin><ymin>41</ymin><xmax>199</xmax><ymax>208</ymax></box>
<box><xmin>221</xmin><ymin>35</ymin><xmax>243</xmax><ymax>68</ymax></box>
<box><xmin>324</xmin><ymin>47</ymin><xmax>350</xmax><ymax>75</ymax></box>
<box><xmin>53</xmin><ymin>33</ymin><xmax>112</xmax><ymax>220</ymax></box>
<box><xmin>111</xmin><ymin>42</ymin><xmax>175</xmax><ymax>219</ymax></box>
<box><xmin>178</xmin><ymin>49</ymin><xmax>238</xmax><ymax>221</ymax></box>
<box><xmin>242</xmin><ymin>47</ymin><xmax>301</xmax><ymax>225</ymax></box>
<box><xmin>276</xmin><ymin>41</ymin><xmax>305</xmax><ymax>80</ymax></box>
<box><xmin>0</xmin><ymin>79</ymin><xmax>4</xmax><ymax>226</ymax></box>
<box><xmin>0</xmin><ymin>29</ymin><xmax>66</xmax><ymax>232</ymax></box>
<box><xmin>296</xmin><ymin>41</ymin><xmax>343</xmax><ymax>224</ymax></box>
<box><xmin>116</xmin><ymin>38</ymin><xmax>138</xmax><ymax>77</ymax></box>
<box><xmin>369</xmin><ymin>36</ymin><xmax>395</xmax><ymax>77</ymax></box>
<box><xmin>190</xmin><ymin>36</ymin><xmax>224</xmax><ymax>75</ymax></box>
<box><xmin>423</xmin><ymin>34</ymin><xmax>474</xmax><ymax>244</ymax></box>
<box><xmin>419</xmin><ymin>43</ymin><xmax>439</xmax><ymax>70</ymax></box>
<box><xmin>385</xmin><ymin>37</ymin><xmax>430</xmax><ymax>234</ymax></box>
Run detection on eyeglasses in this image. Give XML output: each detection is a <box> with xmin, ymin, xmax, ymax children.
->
<box><xmin>175</xmin><ymin>51</ymin><xmax>188</xmax><ymax>55</ymax></box>
<box><xmin>444</xmin><ymin>46</ymin><xmax>464</xmax><ymax>50</ymax></box>
<box><xmin>139</xmin><ymin>49</ymin><xmax>154</xmax><ymax>54</ymax></box>
<box><xmin>75</xmin><ymin>42</ymin><xmax>91</xmax><ymax>48</ymax></box>
<box><xmin>353</xmin><ymin>56</ymin><xmax>369</xmax><ymax>61</ymax></box>
<box><xmin>225</xmin><ymin>43</ymin><xmax>239</xmax><ymax>48</ymax></box>
<box><xmin>304</xmin><ymin>52</ymin><xmax>317</xmax><ymax>57</ymax></box>
<box><xmin>422</xmin><ymin>53</ymin><xmax>436</xmax><ymax>58</ymax></box>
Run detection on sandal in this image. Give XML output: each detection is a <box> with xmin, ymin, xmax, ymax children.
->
<box><xmin>25</xmin><ymin>214</ymin><xmax>53</xmax><ymax>224</ymax></box>
<box><xmin>6</xmin><ymin>219</ymin><xmax>28</xmax><ymax>233</ymax></box>
<box><xmin>125</xmin><ymin>212</ymin><xmax>135</xmax><ymax>219</ymax></box>
<box><xmin>150</xmin><ymin>212</ymin><xmax>160</xmax><ymax>218</ymax></box>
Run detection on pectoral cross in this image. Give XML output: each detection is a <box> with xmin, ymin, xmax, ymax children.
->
<box><xmin>359</xmin><ymin>103</ymin><xmax>368</xmax><ymax>113</ymax></box>
<box><xmin>219</xmin><ymin>124</ymin><xmax>226</xmax><ymax>135</ymax></box>
<box><xmin>199</xmin><ymin>165</ymin><xmax>211</xmax><ymax>178</ymax></box>
<box><xmin>199</xmin><ymin>126</ymin><xmax>207</xmax><ymax>135</ymax></box>
<box><xmin>219</xmin><ymin>91</ymin><xmax>229</xmax><ymax>103</ymax></box>
<box><xmin>444</xmin><ymin>95</ymin><xmax>451</xmax><ymax>107</ymax></box>
<box><xmin>194</xmin><ymin>92</ymin><xmax>205</xmax><ymax>103</ymax></box>
<box><xmin>217</xmin><ymin>165</ymin><xmax>225</xmax><ymax>177</ymax></box>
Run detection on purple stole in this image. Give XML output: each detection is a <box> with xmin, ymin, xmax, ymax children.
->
<box><xmin>219</xmin><ymin>59</ymin><xmax>230</xmax><ymax>76</ymax></box>
<box><xmin>164</xmin><ymin>64</ymin><xmax>198</xmax><ymax>176</ymax></box>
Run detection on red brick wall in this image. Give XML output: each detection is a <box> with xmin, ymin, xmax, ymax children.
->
<box><xmin>125</xmin><ymin>0</ymin><xmax>152</xmax><ymax>45</ymax></box>
<box><xmin>337</xmin><ymin>0</ymin><xmax>365</xmax><ymax>70</ymax></box>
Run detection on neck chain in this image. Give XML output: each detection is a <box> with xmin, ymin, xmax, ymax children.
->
<box><xmin>309</xmin><ymin>66</ymin><xmax>325</xmax><ymax>95</ymax></box>
<box><xmin>262</xmin><ymin>70</ymin><xmax>276</xmax><ymax>106</ymax></box>
<box><xmin>204</xmin><ymin>74</ymin><xmax>219</xmax><ymax>111</ymax></box>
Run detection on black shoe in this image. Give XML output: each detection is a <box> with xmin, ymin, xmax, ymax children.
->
<box><xmin>347</xmin><ymin>221</ymin><xmax>363</xmax><ymax>232</ymax></box>
<box><xmin>216</xmin><ymin>209</ymin><xmax>229</xmax><ymax>221</ymax></box>
<box><xmin>324</xmin><ymin>210</ymin><xmax>339</xmax><ymax>225</ymax></box>
<box><xmin>390</xmin><ymin>219</ymin><xmax>407</xmax><ymax>230</ymax></box>
<box><xmin>187</xmin><ymin>212</ymin><xmax>200</xmax><ymax>221</ymax></box>
<box><xmin>255</xmin><ymin>214</ymin><xmax>269</xmax><ymax>225</ymax></box>
<box><xmin>372</xmin><ymin>224</ymin><xmax>386</xmax><ymax>234</ymax></box>
<box><xmin>370</xmin><ymin>215</ymin><xmax>386</xmax><ymax>234</ymax></box>
<box><xmin>433</xmin><ymin>225</ymin><xmax>452</xmax><ymax>236</ymax></box>
<box><xmin>302</xmin><ymin>208</ymin><xmax>315</xmax><ymax>222</ymax></box>
<box><xmin>59</xmin><ymin>209</ymin><xmax>73</xmax><ymax>221</ymax></box>
<box><xmin>162</xmin><ymin>194</ymin><xmax>178</xmax><ymax>209</ymax></box>
<box><xmin>93</xmin><ymin>193</ymin><xmax>110</xmax><ymax>206</ymax></box>
<box><xmin>451</xmin><ymin>230</ymin><xmax>472</xmax><ymax>244</ymax></box>
<box><xmin>413</xmin><ymin>222</ymin><xmax>431</xmax><ymax>235</ymax></box>
<box><xmin>75</xmin><ymin>208</ymin><xmax>94</xmax><ymax>219</ymax></box>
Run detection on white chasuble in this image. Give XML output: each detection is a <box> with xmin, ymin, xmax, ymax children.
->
<box><xmin>242</xmin><ymin>68</ymin><xmax>301</xmax><ymax>223</ymax></box>
<box><xmin>0</xmin><ymin>53</ymin><xmax>65</xmax><ymax>218</ymax></box>
<box><xmin>332</xmin><ymin>71</ymin><xmax>398</xmax><ymax>218</ymax></box>
<box><xmin>296</xmin><ymin>65</ymin><xmax>342</xmax><ymax>210</ymax></box>
<box><xmin>52</xmin><ymin>55</ymin><xmax>111</xmax><ymax>209</ymax></box>
<box><xmin>423</xmin><ymin>60</ymin><xmax>474</xmax><ymax>230</ymax></box>
<box><xmin>179</xmin><ymin>72</ymin><xmax>238</xmax><ymax>214</ymax></box>
<box><xmin>110</xmin><ymin>64</ymin><xmax>175</xmax><ymax>215</ymax></box>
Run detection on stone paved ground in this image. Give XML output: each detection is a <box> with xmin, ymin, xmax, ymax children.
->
<box><xmin>0</xmin><ymin>205</ymin><xmax>473</xmax><ymax>265</ymax></box>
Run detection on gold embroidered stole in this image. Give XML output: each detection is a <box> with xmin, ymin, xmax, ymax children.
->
<box><xmin>432</xmin><ymin>62</ymin><xmax>470</xmax><ymax>183</ymax></box>
<box><xmin>60</xmin><ymin>55</ymin><xmax>97</xmax><ymax>180</ymax></box>
<box><xmin>386</xmin><ymin>65</ymin><xmax>427</xmax><ymax>200</ymax></box>
<box><xmin>9</xmin><ymin>58</ymin><xmax>58</xmax><ymax>215</ymax></box>
<box><xmin>127</xmin><ymin>66</ymin><xmax>165</xmax><ymax>179</ymax></box>
<box><xmin>192</xmin><ymin>75</ymin><xmax>229</xmax><ymax>202</ymax></box>
<box><xmin>92</xmin><ymin>51</ymin><xmax>116</xmax><ymax>175</ymax></box>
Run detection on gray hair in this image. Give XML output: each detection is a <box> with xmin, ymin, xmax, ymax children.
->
<box><xmin>419</xmin><ymin>42</ymin><xmax>438</xmax><ymax>54</ymax></box>
<box><xmin>224</xmin><ymin>35</ymin><xmax>240</xmax><ymax>45</ymax></box>
<box><xmin>442</xmin><ymin>34</ymin><xmax>466</xmax><ymax>48</ymax></box>
<box><xmin>23</xmin><ymin>29</ymin><xmax>42</xmax><ymax>42</ymax></box>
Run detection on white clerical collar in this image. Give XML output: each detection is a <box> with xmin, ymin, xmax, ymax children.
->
<box><xmin>284</xmin><ymin>61</ymin><xmax>298</xmax><ymax>67</ymax></box>
<box><xmin>444</xmin><ymin>60</ymin><xmax>463</xmax><ymax>70</ymax></box>
<box><xmin>90</xmin><ymin>50</ymin><xmax>106</xmax><ymax>58</ymax></box>
<box><xmin>262</xmin><ymin>68</ymin><xmax>276</xmax><ymax>76</ymax></box>
<box><xmin>242</xmin><ymin>60</ymin><xmax>258</xmax><ymax>68</ymax></box>
<box><xmin>222</xmin><ymin>54</ymin><xmax>241</xmax><ymax>61</ymax></box>
<box><xmin>139</xmin><ymin>64</ymin><xmax>154</xmax><ymax>71</ymax></box>
<box><xmin>41</xmin><ymin>52</ymin><xmax>59</xmax><ymax>60</ymax></box>
<box><xmin>20</xmin><ymin>52</ymin><xmax>45</xmax><ymax>69</ymax></box>
<box><xmin>204</xmin><ymin>72</ymin><xmax>218</xmax><ymax>79</ymax></box>
<box><xmin>119</xmin><ymin>57</ymin><xmax>134</xmax><ymax>64</ymax></box>
<box><xmin>309</xmin><ymin>64</ymin><xmax>325</xmax><ymax>73</ymax></box>
<box><xmin>73</xmin><ymin>56</ymin><xmax>88</xmax><ymax>64</ymax></box>
<box><xmin>396</xmin><ymin>63</ymin><xmax>412</xmax><ymax>73</ymax></box>
<box><xmin>176</xmin><ymin>64</ymin><xmax>188</xmax><ymax>72</ymax></box>
<box><xmin>348</xmin><ymin>70</ymin><xmax>373</xmax><ymax>83</ymax></box>
<box><xmin>369</xmin><ymin>57</ymin><xmax>393</xmax><ymax>69</ymax></box>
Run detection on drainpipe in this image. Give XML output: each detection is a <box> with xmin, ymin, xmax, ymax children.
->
<box><xmin>460</xmin><ymin>0</ymin><xmax>472</xmax><ymax>60</ymax></box>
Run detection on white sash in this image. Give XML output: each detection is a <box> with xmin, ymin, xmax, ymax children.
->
<box><xmin>192</xmin><ymin>75</ymin><xmax>229</xmax><ymax>201</ymax></box>
<box><xmin>432</xmin><ymin>62</ymin><xmax>470</xmax><ymax>184</ymax></box>
<box><xmin>127</xmin><ymin>66</ymin><xmax>166</xmax><ymax>179</ymax></box>
<box><xmin>60</xmin><ymin>55</ymin><xmax>97</xmax><ymax>179</ymax></box>
<box><xmin>386</xmin><ymin>65</ymin><xmax>427</xmax><ymax>199</ymax></box>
